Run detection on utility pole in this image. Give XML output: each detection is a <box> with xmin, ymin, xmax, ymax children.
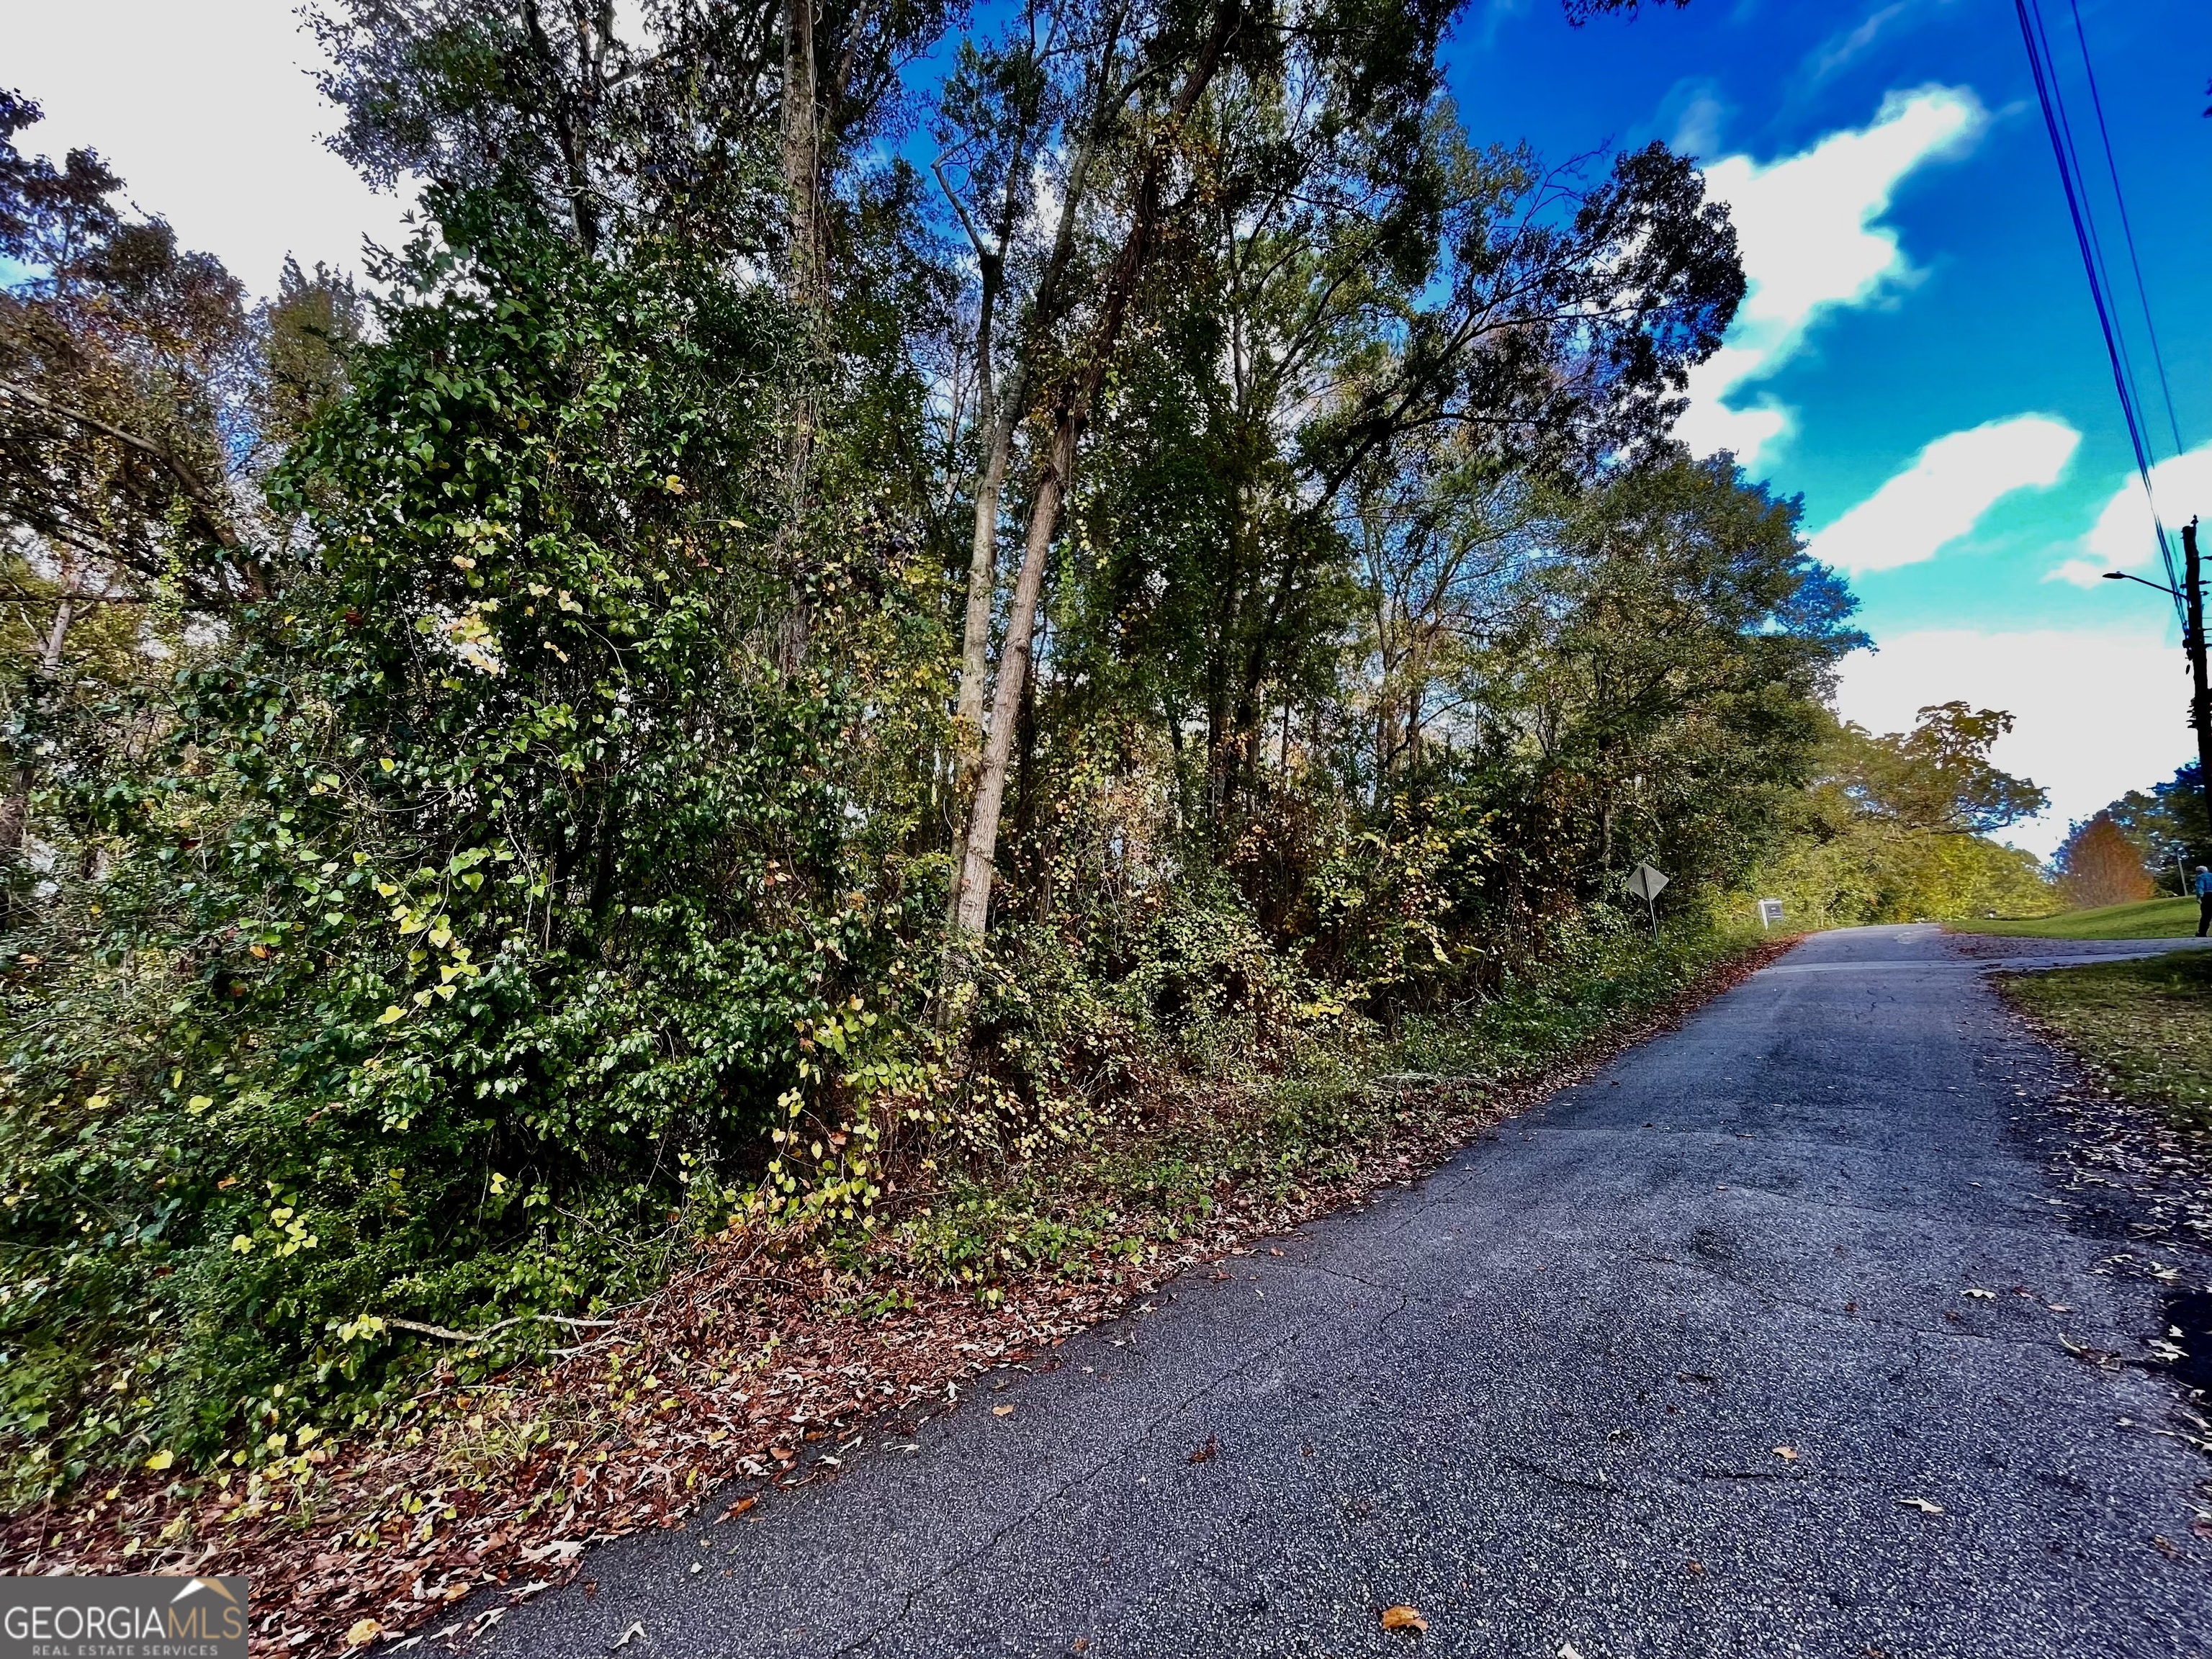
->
<box><xmin>2102</xmin><ymin>520</ymin><xmax>2212</xmax><ymax>868</ymax></box>
<box><xmin>2187</xmin><ymin>519</ymin><xmax>2212</xmax><ymax>855</ymax></box>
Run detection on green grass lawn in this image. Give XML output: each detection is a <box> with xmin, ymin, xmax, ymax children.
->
<box><xmin>2002</xmin><ymin>950</ymin><xmax>2212</xmax><ymax>1132</ymax></box>
<box><xmin>1948</xmin><ymin>896</ymin><xmax>2203</xmax><ymax>940</ymax></box>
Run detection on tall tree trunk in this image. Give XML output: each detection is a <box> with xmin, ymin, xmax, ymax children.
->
<box><xmin>781</xmin><ymin>0</ymin><xmax>820</xmax><ymax>299</ymax></box>
<box><xmin>943</xmin><ymin>403</ymin><xmax>1018</xmax><ymax>926</ymax></box>
<box><xmin>953</xmin><ymin>415</ymin><xmax>1016</xmax><ymax>736</ymax></box>
<box><xmin>776</xmin><ymin>0</ymin><xmax>822</xmax><ymax>675</ymax></box>
<box><xmin>0</xmin><ymin>585</ymin><xmax>76</xmax><ymax>868</ymax></box>
<box><xmin>953</xmin><ymin>421</ymin><xmax>1070</xmax><ymax>936</ymax></box>
<box><xmin>940</xmin><ymin>86</ymin><xmax>1102</xmax><ymax>924</ymax></box>
<box><xmin>948</xmin><ymin>0</ymin><xmax>1239</xmax><ymax>938</ymax></box>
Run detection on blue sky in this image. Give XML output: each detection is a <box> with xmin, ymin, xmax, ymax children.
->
<box><xmin>1450</xmin><ymin>0</ymin><xmax>2212</xmax><ymax>850</ymax></box>
<box><xmin>11</xmin><ymin>0</ymin><xmax>2210</xmax><ymax>851</ymax></box>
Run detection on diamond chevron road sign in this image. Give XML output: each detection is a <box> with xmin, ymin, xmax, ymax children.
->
<box><xmin>1626</xmin><ymin>863</ymin><xmax>1670</xmax><ymax>902</ymax></box>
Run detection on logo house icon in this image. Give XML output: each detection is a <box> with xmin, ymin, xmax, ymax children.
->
<box><xmin>171</xmin><ymin>1579</ymin><xmax>241</xmax><ymax>1609</ymax></box>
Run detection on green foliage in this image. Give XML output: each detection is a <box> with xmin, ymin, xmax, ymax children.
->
<box><xmin>1748</xmin><ymin>705</ymin><xmax>2056</xmax><ymax>927</ymax></box>
<box><xmin>1834</xmin><ymin>702</ymin><xmax>2047</xmax><ymax>836</ymax></box>
<box><xmin>0</xmin><ymin>189</ymin><xmax>945</xmax><ymax>1494</ymax></box>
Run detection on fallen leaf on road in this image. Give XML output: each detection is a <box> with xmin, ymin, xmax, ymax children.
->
<box><xmin>992</xmin><ymin>1404</ymin><xmax>1015</xmax><ymax>1417</ymax></box>
<box><xmin>768</xmin><ymin>1445</ymin><xmax>793</xmax><ymax>1461</ymax></box>
<box><xmin>721</xmin><ymin>1495</ymin><xmax>757</xmax><ymax>1521</ymax></box>
<box><xmin>345</xmin><ymin>1619</ymin><xmax>382</xmax><ymax>1648</ymax></box>
<box><xmin>2059</xmin><ymin>1333</ymin><xmax>2122</xmax><ymax>1368</ymax></box>
<box><xmin>1560</xmin><ymin>1645</ymin><xmax>1586</xmax><ymax>1659</ymax></box>
<box><xmin>612</xmin><ymin>1621</ymin><xmax>645</xmax><ymax>1650</ymax></box>
<box><xmin>1380</xmin><ymin>1605</ymin><xmax>1428</xmax><ymax>1632</ymax></box>
<box><xmin>1772</xmin><ymin>1446</ymin><xmax>1797</xmax><ymax>1462</ymax></box>
<box><xmin>1898</xmin><ymin>1496</ymin><xmax>1944</xmax><ymax>1514</ymax></box>
<box><xmin>1189</xmin><ymin>1436</ymin><xmax>1218</xmax><ymax>1464</ymax></box>
<box><xmin>1686</xmin><ymin>1560</ymin><xmax>1704</xmax><ymax>1576</ymax></box>
<box><xmin>1963</xmin><ymin>1289</ymin><xmax>1995</xmax><ymax>1300</ymax></box>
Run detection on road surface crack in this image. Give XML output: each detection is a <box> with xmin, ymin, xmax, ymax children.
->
<box><xmin>1496</xmin><ymin>1452</ymin><xmax>1622</xmax><ymax>1496</ymax></box>
<box><xmin>830</xmin><ymin>1312</ymin><xmax>1327</xmax><ymax>1655</ymax></box>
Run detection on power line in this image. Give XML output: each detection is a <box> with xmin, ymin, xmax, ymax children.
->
<box><xmin>2031</xmin><ymin>0</ymin><xmax>2152</xmax><ymax>459</ymax></box>
<box><xmin>2065</xmin><ymin>0</ymin><xmax>2185</xmax><ymax>457</ymax></box>
<box><xmin>2015</xmin><ymin>0</ymin><xmax>2181</xmax><ymax>618</ymax></box>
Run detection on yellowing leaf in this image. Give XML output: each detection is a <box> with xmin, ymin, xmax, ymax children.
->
<box><xmin>1380</xmin><ymin>1605</ymin><xmax>1428</xmax><ymax>1632</ymax></box>
<box><xmin>186</xmin><ymin>1095</ymin><xmax>213</xmax><ymax>1114</ymax></box>
<box><xmin>144</xmin><ymin>1449</ymin><xmax>174</xmax><ymax>1471</ymax></box>
<box><xmin>992</xmin><ymin>1404</ymin><xmax>1014</xmax><ymax>1417</ymax></box>
<box><xmin>345</xmin><ymin>1618</ymin><xmax>382</xmax><ymax>1648</ymax></box>
<box><xmin>377</xmin><ymin>1004</ymin><xmax>407</xmax><ymax>1025</ymax></box>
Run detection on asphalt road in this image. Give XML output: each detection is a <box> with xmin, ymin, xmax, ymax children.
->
<box><xmin>480</xmin><ymin>925</ymin><xmax>2212</xmax><ymax>1659</ymax></box>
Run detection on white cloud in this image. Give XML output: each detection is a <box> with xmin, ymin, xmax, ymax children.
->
<box><xmin>1834</xmin><ymin>626</ymin><xmax>2191</xmax><ymax>858</ymax></box>
<box><xmin>8</xmin><ymin>0</ymin><xmax>417</xmax><ymax>295</ymax></box>
<box><xmin>1806</xmin><ymin>2</ymin><xmax>1912</xmax><ymax>84</ymax></box>
<box><xmin>1804</xmin><ymin>415</ymin><xmax>2080</xmax><ymax>576</ymax></box>
<box><xmin>2050</xmin><ymin>441</ymin><xmax>2212</xmax><ymax>586</ymax></box>
<box><xmin>1677</xmin><ymin>86</ymin><xmax>1988</xmax><ymax>465</ymax></box>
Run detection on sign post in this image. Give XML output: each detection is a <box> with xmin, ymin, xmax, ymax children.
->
<box><xmin>1626</xmin><ymin>862</ymin><xmax>1669</xmax><ymax>940</ymax></box>
<box><xmin>1757</xmin><ymin>898</ymin><xmax>1784</xmax><ymax>930</ymax></box>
